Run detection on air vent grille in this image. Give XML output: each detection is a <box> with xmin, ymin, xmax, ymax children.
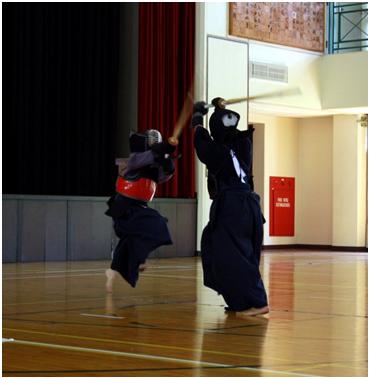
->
<box><xmin>250</xmin><ymin>61</ymin><xmax>288</xmax><ymax>83</ymax></box>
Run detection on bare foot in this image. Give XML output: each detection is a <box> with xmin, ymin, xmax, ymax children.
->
<box><xmin>236</xmin><ymin>306</ymin><xmax>269</xmax><ymax>317</ymax></box>
<box><xmin>105</xmin><ymin>293</ymin><xmax>116</xmax><ymax>316</ymax></box>
<box><xmin>139</xmin><ymin>263</ymin><xmax>147</xmax><ymax>272</ymax></box>
<box><xmin>105</xmin><ymin>269</ymin><xmax>116</xmax><ymax>293</ymax></box>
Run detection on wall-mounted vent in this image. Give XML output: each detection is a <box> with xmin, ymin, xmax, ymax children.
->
<box><xmin>250</xmin><ymin>61</ymin><xmax>288</xmax><ymax>83</ymax></box>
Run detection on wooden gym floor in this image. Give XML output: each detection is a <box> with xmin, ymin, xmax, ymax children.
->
<box><xmin>2</xmin><ymin>250</ymin><xmax>368</xmax><ymax>377</ymax></box>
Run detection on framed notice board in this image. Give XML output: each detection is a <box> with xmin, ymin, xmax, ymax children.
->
<box><xmin>229</xmin><ymin>2</ymin><xmax>325</xmax><ymax>52</ymax></box>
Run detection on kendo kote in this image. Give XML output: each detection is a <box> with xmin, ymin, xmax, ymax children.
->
<box><xmin>105</xmin><ymin>129</ymin><xmax>175</xmax><ymax>291</ymax></box>
<box><xmin>191</xmin><ymin>98</ymin><xmax>269</xmax><ymax>316</ymax></box>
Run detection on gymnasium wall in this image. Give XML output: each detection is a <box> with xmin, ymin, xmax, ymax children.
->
<box><xmin>249</xmin><ymin>113</ymin><xmax>367</xmax><ymax>248</ymax></box>
<box><xmin>2</xmin><ymin>3</ymin><xmax>198</xmax><ymax>263</ymax></box>
<box><xmin>197</xmin><ymin>3</ymin><xmax>367</xmax><ymax>113</ymax></box>
<box><xmin>195</xmin><ymin>3</ymin><xmax>367</xmax><ymax>249</ymax></box>
<box><xmin>296</xmin><ymin>117</ymin><xmax>333</xmax><ymax>245</ymax></box>
<box><xmin>320</xmin><ymin>51</ymin><xmax>368</xmax><ymax>110</ymax></box>
<box><xmin>3</xmin><ymin>196</ymin><xmax>197</xmax><ymax>263</ymax></box>
<box><xmin>332</xmin><ymin>115</ymin><xmax>367</xmax><ymax>247</ymax></box>
<box><xmin>250</xmin><ymin>114</ymin><xmax>300</xmax><ymax>245</ymax></box>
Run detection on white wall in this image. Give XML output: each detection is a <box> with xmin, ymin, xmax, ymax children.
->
<box><xmin>195</xmin><ymin>3</ymin><xmax>368</xmax><ymax>249</ymax></box>
<box><xmin>204</xmin><ymin>2</ymin><xmax>228</xmax><ymax>36</ymax></box>
<box><xmin>332</xmin><ymin>115</ymin><xmax>367</xmax><ymax>247</ymax></box>
<box><xmin>249</xmin><ymin>42</ymin><xmax>322</xmax><ymax>111</ymax></box>
<box><xmin>297</xmin><ymin>117</ymin><xmax>333</xmax><ymax>245</ymax></box>
<box><xmin>249</xmin><ymin>113</ymin><xmax>366</xmax><ymax>248</ymax></box>
<box><xmin>250</xmin><ymin>113</ymin><xmax>299</xmax><ymax>245</ymax></box>
<box><xmin>320</xmin><ymin>51</ymin><xmax>368</xmax><ymax>109</ymax></box>
<box><xmin>357</xmin><ymin>124</ymin><xmax>367</xmax><ymax>247</ymax></box>
<box><xmin>198</xmin><ymin>3</ymin><xmax>368</xmax><ymax>114</ymax></box>
<box><xmin>194</xmin><ymin>3</ymin><xmax>233</xmax><ymax>250</ymax></box>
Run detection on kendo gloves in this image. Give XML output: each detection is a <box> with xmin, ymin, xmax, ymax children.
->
<box><xmin>150</xmin><ymin>141</ymin><xmax>176</xmax><ymax>156</ymax></box>
<box><xmin>191</xmin><ymin>101</ymin><xmax>208</xmax><ymax>128</ymax></box>
<box><xmin>150</xmin><ymin>141</ymin><xmax>176</xmax><ymax>175</ymax></box>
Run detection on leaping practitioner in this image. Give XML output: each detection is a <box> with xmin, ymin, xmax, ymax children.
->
<box><xmin>105</xmin><ymin>129</ymin><xmax>176</xmax><ymax>292</ymax></box>
<box><xmin>104</xmin><ymin>86</ymin><xmax>193</xmax><ymax>293</ymax></box>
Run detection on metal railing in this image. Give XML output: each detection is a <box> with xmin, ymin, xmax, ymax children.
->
<box><xmin>327</xmin><ymin>2</ymin><xmax>368</xmax><ymax>53</ymax></box>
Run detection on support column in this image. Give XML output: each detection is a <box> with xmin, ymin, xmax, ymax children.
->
<box><xmin>332</xmin><ymin>115</ymin><xmax>367</xmax><ymax>247</ymax></box>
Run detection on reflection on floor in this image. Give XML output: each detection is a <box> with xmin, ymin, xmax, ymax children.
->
<box><xmin>2</xmin><ymin>250</ymin><xmax>368</xmax><ymax>377</ymax></box>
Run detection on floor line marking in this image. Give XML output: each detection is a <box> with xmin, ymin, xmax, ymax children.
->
<box><xmin>5</xmin><ymin>317</ymin><xmax>357</xmax><ymax>343</ymax></box>
<box><xmin>2</xmin><ymin>268</ymin><xmax>105</xmax><ymax>275</ymax></box>
<box><xmin>308</xmin><ymin>296</ymin><xmax>362</xmax><ymax>301</ymax></box>
<box><xmin>267</xmin><ymin>281</ymin><xmax>364</xmax><ymax>289</ymax></box>
<box><xmin>3</xmin><ymin>272</ymin><xmax>199</xmax><ymax>281</ymax></box>
<box><xmin>4</xmin><ymin>338</ymin><xmax>315</xmax><ymax>377</ymax></box>
<box><xmin>2</xmin><ymin>273</ymin><xmax>109</xmax><ymax>280</ymax></box>
<box><xmin>0</xmin><ymin>365</ymin><xmax>309</xmax><ymax>375</ymax></box>
<box><xmin>4</xmin><ymin>297</ymin><xmax>108</xmax><ymax>306</ymax></box>
<box><xmin>141</xmin><ymin>274</ymin><xmax>197</xmax><ymax>280</ymax></box>
<box><xmin>4</xmin><ymin>274</ymin><xmax>365</xmax><ymax>288</ymax></box>
<box><xmin>2</xmin><ymin>266</ymin><xmax>196</xmax><ymax>276</ymax></box>
<box><xmin>282</xmin><ymin>361</ymin><xmax>368</xmax><ymax>373</ymax></box>
<box><xmin>3</xmin><ymin>327</ymin><xmax>295</xmax><ymax>363</ymax></box>
<box><xmin>4</xmin><ymin>292</ymin><xmax>193</xmax><ymax>307</ymax></box>
<box><xmin>80</xmin><ymin>313</ymin><xmax>125</xmax><ymax>320</ymax></box>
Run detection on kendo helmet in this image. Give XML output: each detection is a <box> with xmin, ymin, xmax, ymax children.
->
<box><xmin>209</xmin><ymin>99</ymin><xmax>240</xmax><ymax>144</ymax></box>
<box><xmin>129</xmin><ymin>129</ymin><xmax>163</xmax><ymax>152</ymax></box>
<box><xmin>145</xmin><ymin>129</ymin><xmax>162</xmax><ymax>146</ymax></box>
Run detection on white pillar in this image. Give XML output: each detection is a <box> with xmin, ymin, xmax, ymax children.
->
<box><xmin>332</xmin><ymin>115</ymin><xmax>367</xmax><ymax>247</ymax></box>
<box><xmin>194</xmin><ymin>2</ymin><xmax>233</xmax><ymax>250</ymax></box>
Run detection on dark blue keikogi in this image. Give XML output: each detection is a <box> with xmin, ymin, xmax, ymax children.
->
<box><xmin>194</xmin><ymin>125</ymin><xmax>268</xmax><ymax>311</ymax></box>
<box><xmin>105</xmin><ymin>143</ymin><xmax>174</xmax><ymax>287</ymax></box>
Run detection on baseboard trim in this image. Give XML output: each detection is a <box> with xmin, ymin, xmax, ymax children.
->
<box><xmin>195</xmin><ymin>245</ymin><xmax>367</xmax><ymax>255</ymax></box>
<box><xmin>262</xmin><ymin>244</ymin><xmax>368</xmax><ymax>252</ymax></box>
<box><xmin>329</xmin><ymin>245</ymin><xmax>368</xmax><ymax>252</ymax></box>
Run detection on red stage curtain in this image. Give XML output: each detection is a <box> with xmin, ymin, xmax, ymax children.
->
<box><xmin>138</xmin><ymin>3</ymin><xmax>195</xmax><ymax>198</ymax></box>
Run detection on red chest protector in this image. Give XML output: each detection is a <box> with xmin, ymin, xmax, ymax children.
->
<box><xmin>116</xmin><ymin>176</ymin><xmax>156</xmax><ymax>202</ymax></box>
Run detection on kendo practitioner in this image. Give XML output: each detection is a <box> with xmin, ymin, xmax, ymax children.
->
<box><xmin>105</xmin><ymin>129</ymin><xmax>176</xmax><ymax>293</ymax></box>
<box><xmin>191</xmin><ymin>98</ymin><xmax>269</xmax><ymax>316</ymax></box>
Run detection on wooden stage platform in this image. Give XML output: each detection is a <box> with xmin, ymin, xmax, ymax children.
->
<box><xmin>2</xmin><ymin>250</ymin><xmax>368</xmax><ymax>376</ymax></box>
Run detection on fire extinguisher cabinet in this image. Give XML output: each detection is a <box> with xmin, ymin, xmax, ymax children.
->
<box><xmin>269</xmin><ymin>176</ymin><xmax>295</xmax><ymax>236</ymax></box>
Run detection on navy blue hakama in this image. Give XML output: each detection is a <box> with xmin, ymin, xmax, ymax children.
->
<box><xmin>194</xmin><ymin>125</ymin><xmax>268</xmax><ymax>312</ymax></box>
<box><xmin>201</xmin><ymin>186</ymin><xmax>268</xmax><ymax>311</ymax></box>
<box><xmin>106</xmin><ymin>194</ymin><xmax>172</xmax><ymax>287</ymax></box>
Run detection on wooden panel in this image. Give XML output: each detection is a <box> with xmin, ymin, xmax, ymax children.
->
<box><xmin>229</xmin><ymin>2</ymin><xmax>325</xmax><ymax>52</ymax></box>
<box><xmin>2</xmin><ymin>196</ymin><xmax>197</xmax><ymax>263</ymax></box>
<box><xmin>111</xmin><ymin>201</ymin><xmax>196</xmax><ymax>259</ymax></box>
<box><xmin>2</xmin><ymin>200</ymin><xmax>18</xmax><ymax>263</ymax></box>
<box><xmin>68</xmin><ymin>201</ymin><xmax>112</xmax><ymax>261</ymax></box>
<box><xmin>44</xmin><ymin>202</ymin><xmax>68</xmax><ymax>261</ymax></box>
<box><xmin>176</xmin><ymin>203</ymin><xmax>196</xmax><ymax>257</ymax></box>
<box><xmin>21</xmin><ymin>200</ymin><xmax>68</xmax><ymax>262</ymax></box>
<box><xmin>20</xmin><ymin>201</ymin><xmax>46</xmax><ymax>262</ymax></box>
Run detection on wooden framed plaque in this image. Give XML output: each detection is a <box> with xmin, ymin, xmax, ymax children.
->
<box><xmin>229</xmin><ymin>2</ymin><xmax>325</xmax><ymax>52</ymax></box>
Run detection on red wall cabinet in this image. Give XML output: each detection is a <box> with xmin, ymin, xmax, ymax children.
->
<box><xmin>269</xmin><ymin>176</ymin><xmax>295</xmax><ymax>236</ymax></box>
